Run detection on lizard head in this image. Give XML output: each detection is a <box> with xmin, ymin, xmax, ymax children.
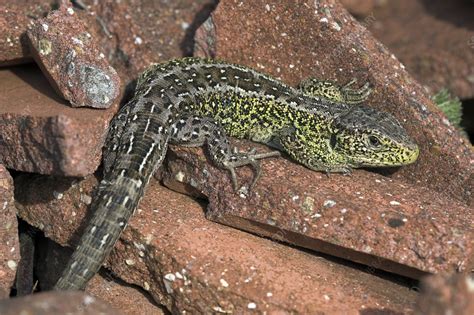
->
<box><xmin>331</xmin><ymin>105</ymin><xmax>419</xmax><ymax>168</ymax></box>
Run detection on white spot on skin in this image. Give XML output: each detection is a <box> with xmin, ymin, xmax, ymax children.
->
<box><xmin>99</xmin><ymin>234</ymin><xmax>110</xmax><ymax>248</ymax></box>
<box><xmin>139</xmin><ymin>142</ymin><xmax>157</xmax><ymax>173</ymax></box>
<box><xmin>144</xmin><ymin>118</ymin><xmax>151</xmax><ymax>132</ymax></box>
<box><xmin>123</xmin><ymin>196</ymin><xmax>129</xmax><ymax>206</ymax></box>
<box><xmin>247</xmin><ymin>302</ymin><xmax>257</xmax><ymax>309</ymax></box>
<box><xmin>126</xmin><ymin>135</ymin><xmax>134</xmax><ymax>154</ymax></box>
<box><xmin>67</xmin><ymin>7</ymin><xmax>74</xmax><ymax>15</ymax></box>
<box><xmin>390</xmin><ymin>200</ymin><xmax>401</xmax><ymax>206</ymax></box>
<box><xmin>42</xmin><ymin>23</ymin><xmax>48</xmax><ymax>31</ymax></box>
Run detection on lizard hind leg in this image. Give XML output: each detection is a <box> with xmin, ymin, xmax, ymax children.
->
<box><xmin>299</xmin><ymin>78</ymin><xmax>372</xmax><ymax>104</ymax></box>
<box><xmin>170</xmin><ymin>115</ymin><xmax>280</xmax><ymax>190</ymax></box>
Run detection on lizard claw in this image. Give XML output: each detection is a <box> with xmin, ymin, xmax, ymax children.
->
<box><xmin>223</xmin><ymin>149</ymin><xmax>280</xmax><ymax>190</ymax></box>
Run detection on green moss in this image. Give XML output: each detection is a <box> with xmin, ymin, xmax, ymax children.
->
<box><xmin>431</xmin><ymin>89</ymin><xmax>464</xmax><ymax>131</ymax></box>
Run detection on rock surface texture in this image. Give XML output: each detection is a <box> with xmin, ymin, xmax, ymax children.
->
<box><xmin>27</xmin><ymin>2</ymin><xmax>121</xmax><ymax>108</ymax></box>
<box><xmin>0</xmin><ymin>291</ymin><xmax>123</xmax><ymax>315</ymax></box>
<box><xmin>0</xmin><ymin>0</ymin><xmax>472</xmax><ymax>314</ymax></box>
<box><xmin>368</xmin><ymin>0</ymin><xmax>474</xmax><ymax>99</ymax></box>
<box><xmin>15</xmin><ymin>174</ymin><xmax>418</xmax><ymax>314</ymax></box>
<box><xmin>415</xmin><ymin>273</ymin><xmax>474</xmax><ymax>315</ymax></box>
<box><xmin>0</xmin><ymin>165</ymin><xmax>20</xmax><ymax>299</ymax></box>
<box><xmin>0</xmin><ymin>65</ymin><xmax>117</xmax><ymax>176</ymax></box>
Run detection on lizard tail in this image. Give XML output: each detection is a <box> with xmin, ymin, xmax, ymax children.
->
<box><xmin>54</xmin><ymin>135</ymin><xmax>168</xmax><ymax>290</ymax></box>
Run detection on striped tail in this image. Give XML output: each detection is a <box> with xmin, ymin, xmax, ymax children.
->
<box><xmin>54</xmin><ymin>130</ymin><xmax>169</xmax><ymax>290</ymax></box>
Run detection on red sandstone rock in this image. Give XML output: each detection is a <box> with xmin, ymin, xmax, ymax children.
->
<box><xmin>0</xmin><ymin>165</ymin><xmax>19</xmax><ymax>298</ymax></box>
<box><xmin>0</xmin><ymin>1</ymin><xmax>53</xmax><ymax>66</ymax></box>
<box><xmin>26</xmin><ymin>2</ymin><xmax>121</xmax><ymax>109</ymax></box>
<box><xmin>0</xmin><ymin>65</ymin><xmax>117</xmax><ymax>176</ymax></box>
<box><xmin>74</xmin><ymin>0</ymin><xmax>217</xmax><ymax>83</ymax></box>
<box><xmin>415</xmin><ymin>273</ymin><xmax>474</xmax><ymax>315</ymax></box>
<box><xmin>15</xmin><ymin>174</ymin><xmax>418</xmax><ymax>313</ymax></box>
<box><xmin>194</xmin><ymin>0</ymin><xmax>473</xmax><ymax>206</ymax></box>
<box><xmin>340</xmin><ymin>0</ymin><xmax>376</xmax><ymax>16</ymax></box>
<box><xmin>33</xmin><ymin>238</ymin><xmax>165</xmax><ymax>314</ymax></box>
<box><xmin>369</xmin><ymin>0</ymin><xmax>474</xmax><ymax>99</ymax></box>
<box><xmin>0</xmin><ymin>291</ymin><xmax>123</xmax><ymax>315</ymax></box>
<box><xmin>163</xmin><ymin>141</ymin><xmax>473</xmax><ymax>279</ymax></box>
<box><xmin>0</xmin><ymin>0</ymin><xmax>216</xmax><ymax>84</ymax></box>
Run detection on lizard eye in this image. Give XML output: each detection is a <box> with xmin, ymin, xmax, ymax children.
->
<box><xmin>368</xmin><ymin>135</ymin><xmax>381</xmax><ymax>147</ymax></box>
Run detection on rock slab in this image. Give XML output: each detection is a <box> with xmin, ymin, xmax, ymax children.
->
<box><xmin>15</xmin><ymin>174</ymin><xmax>418</xmax><ymax>314</ymax></box>
<box><xmin>26</xmin><ymin>2</ymin><xmax>121</xmax><ymax>108</ymax></box>
<box><xmin>0</xmin><ymin>165</ymin><xmax>19</xmax><ymax>298</ymax></box>
<box><xmin>0</xmin><ymin>65</ymin><xmax>117</xmax><ymax>176</ymax></box>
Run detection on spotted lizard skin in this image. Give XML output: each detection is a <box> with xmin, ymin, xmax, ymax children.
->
<box><xmin>54</xmin><ymin>57</ymin><xmax>419</xmax><ymax>290</ymax></box>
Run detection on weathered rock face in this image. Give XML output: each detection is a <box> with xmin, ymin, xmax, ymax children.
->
<box><xmin>0</xmin><ymin>165</ymin><xmax>20</xmax><ymax>299</ymax></box>
<box><xmin>15</xmin><ymin>174</ymin><xmax>418</xmax><ymax>314</ymax></box>
<box><xmin>415</xmin><ymin>273</ymin><xmax>474</xmax><ymax>315</ymax></box>
<box><xmin>367</xmin><ymin>0</ymin><xmax>474</xmax><ymax>100</ymax></box>
<box><xmin>32</xmin><ymin>237</ymin><xmax>165</xmax><ymax>315</ymax></box>
<box><xmin>0</xmin><ymin>0</ymin><xmax>218</xmax><ymax>83</ymax></box>
<box><xmin>162</xmin><ymin>141</ymin><xmax>473</xmax><ymax>279</ymax></box>
<box><xmin>0</xmin><ymin>1</ymin><xmax>53</xmax><ymax>66</ymax></box>
<box><xmin>0</xmin><ymin>65</ymin><xmax>117</xmax><ymax>176</ymax></box>
<box><xmin>1</xmin><ymin>0</ymin><xmax>472</xmax><ymax>313</ymax></box>
<box><xmin>194</xmin><ymin>0</ymin><xmax>473</xmax><ymax>206</ymax></box>
<box><xmin>0</xmin><ymin>291</ymin><xmax>123</xmax><ymax>315</ymax></box>
<box><xmin>26</xmin><ymin>2</ymin><xmax>121</xmax><ymax>109</ymax></box>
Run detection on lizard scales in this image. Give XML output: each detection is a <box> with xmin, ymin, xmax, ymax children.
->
<box><xmin>54</xmin><ymin>57</ymin><xmax>419</xmax><ymax>290</ymax></box>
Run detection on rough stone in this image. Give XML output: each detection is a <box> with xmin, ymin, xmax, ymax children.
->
<box><xmin>0</xmin><ymin>291</ymin><xmax>123</xmax><ymax>315</ymax></box>
<box><xmin>368</xmin><ymin>0</ymin><xmax>474</xmax><ymax>99</ymax></box>
<box><xmin>340</xmin><ymin>0</ymin><xmax>376</xmax><ymax>17</ymax></box>
<box><xmin>73</xmin><ymin>0</ymin><xmax>218</xmax><ymax>83</ymax></box>
<box><xmin>194</xmin><ymin>0</ymin><xmax>473</xmax><ymax>206</ymax></box>
<box><xmin>33</xmin><ymin>237</ymin><xmax>165</xmax><ymax>315</ymax></box>
<box><xmin>415</xmin><ymin>273</ymin><xmax>474</xmax><ymax>315</ymax></box>
<box><xmin>0</xmin><ymin>165</ymin><xmax>19</xmax><ymax>298</ymax></box>
<box><xmin>26</xmin><ymin>2</ymin><xmax>121</xmax><ymax>108</ymax></box>
<box><xmin>163</xmin><ymin>141</ymin><xmax>473</xmax><ymax>279</ymax></box>
<box><xmin>1</xmin><ymin>0</ymin><xmax>217</xmax><ymax>84</ymax></box>
<box><xmin>0</xmin><ymin>64</ymin><xmax>118</xmax><ymax>176</ymax></box>
<box><xmin>15</xmin><ymin>174</ymin><xmax>418</xmax><ymax>314</ymax></box>
<box><xmin>0</xmin><ymin>1</ymin><xmax>53</xmax><ymax>66</ymax></box>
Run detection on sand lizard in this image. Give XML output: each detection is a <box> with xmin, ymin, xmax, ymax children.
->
<box><xmin>54</xmin><ymin>57</ymin><xmax>419</xmax><ymax>290</ymax></box>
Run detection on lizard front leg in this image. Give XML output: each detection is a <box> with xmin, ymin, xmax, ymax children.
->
<box><xmin>170</xmin><ymin>115</ymin><xmax>280</xmax><ymax>190</ymax></box>
<box><xmin>275</xmin><ymin>125</ymin><xmax>352</xmax><ymax>174</ymax></box>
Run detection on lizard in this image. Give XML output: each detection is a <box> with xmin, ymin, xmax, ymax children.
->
<box><xmin>53</xmin><ymin>57</ymin><xmax>419</xmax><ymax>290</ymax></box>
